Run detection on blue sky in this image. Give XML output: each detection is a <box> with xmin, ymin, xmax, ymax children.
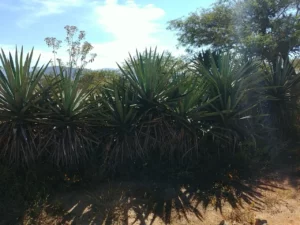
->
<box><xmin>0</xmin><ymin>0</ymin><xmax>216</xmax><ymax>69</ymax></box>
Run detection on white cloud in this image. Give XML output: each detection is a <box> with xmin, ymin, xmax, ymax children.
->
<box><xmin>86</xmin><ymin>0</ymin><xmax>185</xmax><ymax>69</ymax></box>
<box><xmin>95</xmin><ymin>0</ymin><xmax>165</xmax><ymax>40</ymax></box>
<box><xmin>5</xmin><ymin>0</ymin><xmax>185</xmax><ymax>70</ymax></box>
<box><xmin>28</xmin><ymin>0</ymin><xmax>84</xmax><ymax>16</ymax></box>
<box><xmin>17</xmin><ymin>0</ymin><xmax>86</xmax><ymax>27</ymax></box>
<box><xmin>89</xmin><ymin>41</ymin><xmax>185</xmax><ymax>70</ymax></box>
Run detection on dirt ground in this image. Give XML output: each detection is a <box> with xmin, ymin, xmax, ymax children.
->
<box><xmin>20</xmin><ymin>151</ymin><xmax>300</xmax><ymax>225</ymax></box>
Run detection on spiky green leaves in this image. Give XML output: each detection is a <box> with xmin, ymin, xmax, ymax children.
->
<box><xmin>0</xmin><ymin>46</ymin><xmax>295</xmax><ymax>169</ymax></box>
<box><xmin>192</xmin><ymin>51</ymin><xmax>264</xmax><ymax>152</ymax></box>
<box><xmin>262</xmin><ymin>57</ymin><xmax>300</xmax><ymax>139</ymax></box>
<box><xmin>118</xmin><ymin>48</ymin><xmax>186</xmax><ymax>109</ymax></box>
<box><xmin>0</xmin><ymin>47</ymin><xmax>50</xmax><ymax>164</ymax></box>
<box><xmin>43</xmin><ymin>62</ymin><xmax>98</xmax><ymax>166</ymax></box>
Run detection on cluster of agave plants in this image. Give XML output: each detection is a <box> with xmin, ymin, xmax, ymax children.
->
<box><xmin>0</xmin><ymin>46</ymin><xmax>299</xmax><ymax>171</ymax></box>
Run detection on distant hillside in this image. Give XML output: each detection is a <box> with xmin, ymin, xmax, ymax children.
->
<box><xmin>0</xmin><ymin>66</ymin><xmax>117</xmax><ymax>77</ymax></box>
<box><xmin>44</xmin><ymin>66</ymin><xmax>117</xmax><ymax>75</ymax></box>
<box><xmin>43</xmin><ymin>66</ymin><xmax>91</xmax><ymax>76</ymax></box>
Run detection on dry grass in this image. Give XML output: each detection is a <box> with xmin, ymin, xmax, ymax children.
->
<box><xmin>225</xmin><ymin>207</ymin><xmax>256</xmax><ymax>224</ymax></box>
<box><xmin>19</xmin><ymin>177</ymin><xmax>300</xmax><ymax>225</ymax></box>
<box><xmin>17</xmin><ymin>157</ymin><xmax>300</xmax><ymax>225</ymax></box>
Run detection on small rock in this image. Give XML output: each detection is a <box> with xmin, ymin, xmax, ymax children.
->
<box><xmin>219</xmin><ymin>220</ymin><xmax>230</xmax><ymax>225</ymax></box>
<box><xmin>255</xmin><ymin>219</ymin><xmax>268</xmax><ymax>225</ymax></box>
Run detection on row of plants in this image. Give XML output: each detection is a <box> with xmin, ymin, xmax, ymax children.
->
<box><xmin>0</xmin><ymin>46</ymin><xmax>299</xmax><ymax>172</ymax></box>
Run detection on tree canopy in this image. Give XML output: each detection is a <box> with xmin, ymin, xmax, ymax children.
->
<box><xmin>168</xmin><ymin>0</ymin><xmax>300</xmax><ymax>63</ymax></box>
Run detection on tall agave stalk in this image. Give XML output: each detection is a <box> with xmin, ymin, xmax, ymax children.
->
<box><xmin>0</xmin><ymin>47</ymin><xmax>49</xmax><ymax>165</ymax></box>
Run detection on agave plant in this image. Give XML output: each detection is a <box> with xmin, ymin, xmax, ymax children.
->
<box><xmin>262</xmin><ymin>57</ymin><xmax>300</xmax><ymax>139</ymax></box>
<box><xmin>159</xmin><ymin>79</ymin><xmax>209</xmax><ymax>162</ymax></box>
<box><xmin>0</xmin><ymin>47</ymin><xmax>49</xmax><ymax>165</ymax></box>
<box><xmin>42</xmin><ymin>62</ymin><xmax>99</xmax><ymax>166</ymax></box>
<box><xmin>116</xmin><ymin>49</ymin><xmax>193</xmax><ymax>162</ymax></box>
<box><xmin>118</xmin><ymin>48</ymin><xmax>185</xmax><ymax>109</ymax></box>
<box><xmin>99</xmin><ymin>78</ymin><xmax>142</xmax><ymax>169</ymax></box>
<box><xmin>192</xmin><ymin>51</ymin><xmax>263</xmax><ymax>154</ymax></box>
<box><xmin>192</xmin><ymin>49</ymin><xmax>222</xmax><ymax>70</ymax></box>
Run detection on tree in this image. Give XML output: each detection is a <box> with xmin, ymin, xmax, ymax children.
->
<box><xmin>168</xmin><ymin>0</ymin><xmax>300</xmax><ymax>64</ymax></box>
<box><xmin>79</xmin><ymin>69</ymin><xmax>121</xmax><ymax>90</ymax></box>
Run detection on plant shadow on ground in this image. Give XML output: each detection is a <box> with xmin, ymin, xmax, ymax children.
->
<box><xmin>267</xmin><ymin>146</ymin><xmax>300</xmax><ymax>189</ymax></box>
<box><xmin>34</xmin><ymin>164</ymin><xmax>283</xmax><ymax>225</ymax></box>
<box><xmin>2</xmin><ymin>152</ymin><xmax>295</xmax><ymax>225</ymax></box>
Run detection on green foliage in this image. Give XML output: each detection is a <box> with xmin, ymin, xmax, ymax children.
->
<box><xmin>118</xmin><ymin>48</ymin><xmax>178</xmax><ymax>105</ymax></box>
<box><xmin>0</xmin><ymin>47</ymin><xmax>49</xmax><ymax>165</ymax></box>
<box><xmin>0</xmin><ymin>45</ymin><xmax>298</xmax><ymax>170</ymax></box>
<box><xmin>42</xmin><ymin>25</ymin><xmax>99</xmax><ymax>166</ymax></box>
<box><xmin>79</xmin><ymin>69</ymin><xmax>121</xmax><ymax>90</ymax></box>
<box><xmin>100</xmin><ymin>49</ymin><xmax>190</xmax><ymax>168</ymax></box>
<box><xmin>262</xmin><ymin>57</ymin><xmax>300</xmax><ymax>139</ymax></box>
<box><xmin>168</xmin><ymin>0</ymin><xmax>300</xmax><ymax>62</ymax></box>
<box><xmin>43</xmin><ymin>62</ymin><xmax>99</xmax><ymax>166</ymax></box>
<box><xmin>192</xmin><ymin>51</ymin><xmax>264</xmax><ymax>154</ymax></box>
<box><xmin>168</xmin><ymin>4</ymin><xmax>236</xmax><ymax>51</ymax></box>
<box><xmin>99</xmin><ymin>78</ymin><xmax>140</xmax><ymax>168</ymax></box>
<box><xmin>168</xmin><ymin>0</ymin><xmax>300</xmax><ymax>146</ymax></box>
<box><xmin>194</xmin><ymin>52</ymin><xmax>262</xmax><ymax>118</ymax></box>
